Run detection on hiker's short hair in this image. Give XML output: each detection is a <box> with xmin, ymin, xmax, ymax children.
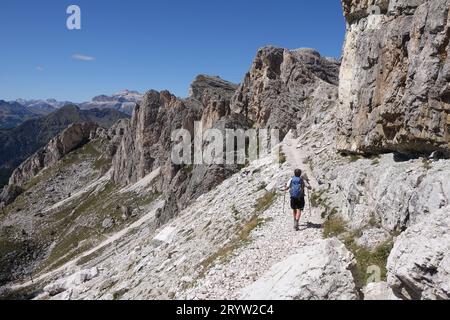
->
<box><xmin>294</xmin><ymin>169</ymin><xmax>302</xmax><ymax>177</ymax></box>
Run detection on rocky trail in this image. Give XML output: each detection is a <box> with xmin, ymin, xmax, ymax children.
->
<box><xmin>179</xmin><ymin>137</ymin><xmax>326</xmax><ymax>300</ymax></box>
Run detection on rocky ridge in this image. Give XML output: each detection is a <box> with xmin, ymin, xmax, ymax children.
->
<box><xmin>231</xmin><ymin>47</ymin><xmax>340</xmax><ymax>138</ymax></box>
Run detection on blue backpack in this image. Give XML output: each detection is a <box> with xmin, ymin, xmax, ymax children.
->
<box><xmin>290</xmin><ymin>177</ymin><xmax>304</xmax><ymax>199</ymax></box>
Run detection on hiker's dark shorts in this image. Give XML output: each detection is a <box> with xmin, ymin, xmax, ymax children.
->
<box><xmin>290</xmin><ymin>196</ymin><xmax>305</xmax><ymax>211</ymax></box>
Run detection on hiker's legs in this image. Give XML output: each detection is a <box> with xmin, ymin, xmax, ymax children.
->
<box><xmin>290</xmin><ymin>198</ymin><xmax>301</xmax><ymax>231</ymax></box>
<box><xmin>295</xmin><ymin>209</ymin><xmax>302</xmax><ymax>221</ymax></box>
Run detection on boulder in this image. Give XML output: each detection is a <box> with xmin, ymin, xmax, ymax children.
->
<box><xmin>387</xmin><ymin>208</ymin><xmax>450</xmax><ymax>300</ymax></box>
<box><xmin>355</xmin><ymin>228</ymin><xmax>391</xmax><ymax>251</ymax></box>
<box><xmin>102</xmin><ymin>218</ymin><xmax>115</xmax><ymax>230</ymax></box>
<box><xmin>363</xmin><ymin>282</ymin><xmax>400</xmax><ymax>300</ymax></box>
<box><xmin>239</xmin><ymin>238</ymin><xmax>357</xmax><ymax>300</ymax></box>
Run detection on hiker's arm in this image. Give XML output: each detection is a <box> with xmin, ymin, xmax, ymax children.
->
<box><xmin>302</xmin><ymin>174</ymin><xmax>313</xmax><ymax>190</ymax></box>
<box><xmin>285</xmin><ymin>179</ymin><xmax>291</xmax><ymax>191</ymax></box>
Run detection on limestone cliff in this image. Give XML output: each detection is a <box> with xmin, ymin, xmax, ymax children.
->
<box><xmin>338</xmin><ymin>0</ymin><xmax>450</xmax><ymax>156</ymax></box>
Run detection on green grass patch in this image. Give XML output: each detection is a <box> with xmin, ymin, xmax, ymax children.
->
<box><xmin>183</xmin><ymin>164</ymin><xmax>194</xmax><ymax>174</ymax></box>
<box><xmin>323</xmin><ymin>216</ymin><xmax>347</xmax><ymax>238</ymax></box>
<box><xmin>349</xmin><ymin>154</ymin><xmax>363</xmax><ymax>162</ymax></box>
<box><xmin>371</xmin><ymin>159</ymin><xmax>380</xmax><ymax>166</ymax></box>
<box><xmin>343</xmin><ymin>235</ymin><xmax>394</xmax><ymax>289</ymax></box>
<box><xmin>310</xmin><ymin>189</ymin><xmax>327</xmax><ymax>208</ymax></box>
<box><xmin>93</xmin><ymin>156</ymin><xmax>112</xmax><ymax>172</ymax></box>
<box><xmin>278</xmin><ymin>151</ymin><xmax>287</xmax><ymax>164</ymax></box>
<box><xmin>76</xmin><ymin>246</ymin><xmax>107</xmax><ymax>267</ymax></box>
<box><xmin>322</xmin><ymin>215</ymin><xmax>394</xmax><ymax>290</ymax></box>
<box><xmin>37</xmin><ymin>183</ymin><xmax>161</xmax><ymax>274</ymax></box>
<box><xmin>254</xmin><ymin>191</ymin><xmax>277</xmax><ymax>212</ymax></box>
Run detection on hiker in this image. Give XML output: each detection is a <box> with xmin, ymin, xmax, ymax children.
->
<box><xmin>286</xmin><ymin>169</ymin><xmax>312</xmax><ymax>231</ymax></box>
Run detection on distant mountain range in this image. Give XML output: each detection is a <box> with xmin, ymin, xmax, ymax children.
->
<box><xmin>0</xmin><ymin>100</ymin><xmax>42</xmax><ymax>129</ymax></box>
<box><xmin>80</xmin><ymin>90</ymin><xmax>143</xmax><ymax>115</ymax></box>
<box><xmin>0</xmin><ymin>90</ymin><xmax>142</xmax><ymax>129</ymax></box>
<box><xmin>0</xmin><ymin>105</ymin><xmax>129</xmax><ymax>187</ymax></box>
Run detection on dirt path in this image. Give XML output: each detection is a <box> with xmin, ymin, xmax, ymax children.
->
<box><xmin>283</xmin><ymin>134</ymin><xmax>322</xmax><ymax>224</ymax></box>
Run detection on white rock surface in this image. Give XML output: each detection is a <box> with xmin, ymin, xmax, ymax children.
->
<box><xmin>363</xmin><ymin>282</ymin><xmax>399</xmax><ymax>300</ymax></box>
<box><xmin>153</xmin><ymin>226</ymin><xmax>178</xmax><ymax>245</ymax></box>
<box><xmin>239</xmin><ymin>238</ymin><xmax>357</xmax><ymax>300</ymax></box>
<box><xmin>355</xmin><ymin>228</ymin><xmax>391</xmax><ymax>251</ymax></box>
<box><xmin>44</xmin><ymin>267</ymin><xmax>99</xmax><ymax>297</ymax></box>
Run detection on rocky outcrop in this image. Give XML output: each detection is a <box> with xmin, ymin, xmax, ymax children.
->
<box><xmin>0</xmin><ymin>184</ymin><xmax>24</xmax><ymax>209</ymax></box>
<box><xmin>112</xmin><ymin>90</ymin><xmax>201</xmax><ymax>186</ymax></box>
<box><xmin>338</xmin><ymin>0</ymin><xmax>450</xmax><ymax>156</ymax></box>
<box><xmin>239</xmin><ymin>238</ymin><xmax>357</xmax><ymax>300</ymax></box>
<box><xmin>231</xmin><ymin>47</ymin><xmax>340</xmax><ymax>138</ymax></box>
<box><xmin>387</xmin><ymin>208</ymin><xmax>450</xmax><ymax>300</ymax></box>
<box><xmin>311</xmin><ymin>151</ymin><xmax>450</xmax><ymax>232</ymax></box>
<box><xmin>111</xmin><ymin>77</ymin><xmax>249</xmax><ymax>222</ymax></box>
<box><xmin>189</xmin><ymin>75</ymin><xmax>238</xmax><ymax>130</ymax></box>
<box><xmin>0</xmin><ymin>122</ymin><xmax>100</xmax><ymax>207</ymax></box>
<box><xmin>8</xmin><ymin>122</ymin><xmax>99</xmax><ymax>188</ymax></box>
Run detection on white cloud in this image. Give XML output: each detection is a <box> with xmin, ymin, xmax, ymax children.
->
<box><xmin>36</xmin><ymin>66</ymin><xmax>44</xmax><ymax>72</ymax></box>
<box><xmin>72</xmin><ymin>54</ymin><xmax>95</xmax><ymax>61</ymax></box>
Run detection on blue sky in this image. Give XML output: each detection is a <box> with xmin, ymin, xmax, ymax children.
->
<box><xmin>0</xmin><ymin>0</ymin><xmax>346</xmax><ymax>102</ymax></box>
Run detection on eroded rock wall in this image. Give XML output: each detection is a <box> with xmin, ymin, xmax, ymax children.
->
<box><xmin>338</xmin><ymin>0</ymin><xmax>450</xmax><ymax>156</ymax></box>
<box><xmin>231</xmin><ymin>47</ymin><xmax>340</xmax><ymax>138</ymax></box>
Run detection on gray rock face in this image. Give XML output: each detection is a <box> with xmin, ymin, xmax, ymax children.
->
<box><xmin>0</xmin><ymin>120</ymin><xmax>129</xmax><ymax>209</ymax></box>
<box><xmin>387</xmin><ymin>208</ymin><xmax>450</xmax><ymax>300</ymax></box>
<box><xmin>239</xmin><ymin>238</ymin><xmax>357</xmax><ymax>300</ymax></box>
<box><xmin>0</xmin><ymin>184</ymin><xmax>24</xmax><ymax>209</ymax></box>
<box><xmin>43</xmin><ymin>267</ymin><xmax>99</xmax><ymax>297</ymax></box>
<box><xmin>314</xmin><ymin>153</ymin><xmax>450</xmax><ymax>232</ymax></box>
<box><xmin>112</xmin><ymin>90</ymin><xmax>201</xmax><ymax>186</ymax></box>
<box><xmin>230</xmin><ymin>46</ymin><xmax>340</xmax><ymax>138</ymax></box>
<box><xmin>355</xmin><ymin>228</ymin><xmax>391</xmax><ymax>251</ymax></box>
<box><xmin>338</xmin><ymin>0</ymin><xmax>450</xmax><ymax>156</ymax></box>
<box><xmin>111</xmin><ymin>77</ymin><xmax>247</xmax><ymax>222</ymax></box>
<box><xmin>189</xmin><ymin>75</ymin><xmax>238</xmax><ymax>130</ymax></box>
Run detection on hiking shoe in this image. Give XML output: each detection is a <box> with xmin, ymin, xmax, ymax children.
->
<box><xmin>294</xmin><ymin>219</ymin><xmax>299</xmax><ymax>231</ymax></box>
